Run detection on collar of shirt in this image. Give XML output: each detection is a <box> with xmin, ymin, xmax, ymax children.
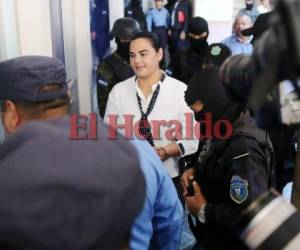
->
<box><xmin>134</xmin><ymin>71</ymin><xmax>165</xmax><ymax>103</ymax></box>
<box><xmin>134</xmin><ymin>79</ymin><xmax>160</xmax><ymax>105</ymax></box>
<box><xmin>234</xmin><ymin>34</ymin><xmax>253</xmax><ymax>44</ymax></box>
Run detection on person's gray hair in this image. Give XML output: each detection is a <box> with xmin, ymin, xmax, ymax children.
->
<box><xmin>235</xmin><ymin>14</ymin><xmax>253</xmax><ymax>24</ymax></box>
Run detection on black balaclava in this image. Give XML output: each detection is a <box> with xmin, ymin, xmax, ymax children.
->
<box><xmin>185</xmin><ymin>68</ymin><xmax>246</xmax><ymax>136</ymax></box>
<box><xmin>190</xmin><ymin>38</ymin><xmax>209</xmax><ymax>55</ymax></box>
<box><xmin>116</xmin><ymin>38</ymin><xmax>130</xmax><ymax>62</ymax></box>
<box><xmin>246</xmin><ymin>3</ymin><xmax>254</xmax><ymax>10</ymax></box>
<box><xmin>131</xmin><ymin>0</ymin><xmax>141</xmax><ymax>6</ymax></box>
<box><xmin>245</xmin><ymin>1</ymin><xmax>254</xmax><ymax>10</ymax></box>
<box><xmin>189</xmin><ymin>17</ymin><xmax>209</xmax><ymax>54</ymax></box>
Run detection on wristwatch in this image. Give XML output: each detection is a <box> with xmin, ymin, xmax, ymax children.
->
<box><xmin>196</xmin><ymin>203</ymin><xmax>207</xmax><ymax>223</ymax></box>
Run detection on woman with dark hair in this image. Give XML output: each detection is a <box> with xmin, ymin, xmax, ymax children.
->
<box><xmin>104</xmin><ymin>31</ymin><xmax>197</xmax><ymax>250</ymax></box>
<box><xmin>104</xmin><ymin>31</ymin><xmax>198</xmax><ymax>192</ymax></box>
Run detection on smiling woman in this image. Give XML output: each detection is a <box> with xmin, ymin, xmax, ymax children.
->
<box><xmin>129</xmin><ymin>32</ymin><xmax>163</xmax><ymax>94</ymax></box>
<box><xmin>104</xmin><ymin>31</ymin><xmax>198</xmax><ymax>183</ymax></box>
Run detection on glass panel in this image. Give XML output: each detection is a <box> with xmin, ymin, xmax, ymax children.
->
<box><xmin>51</xmin><ymin>0</ymin><xmax>79</xmax><ymax>114</ymax></box>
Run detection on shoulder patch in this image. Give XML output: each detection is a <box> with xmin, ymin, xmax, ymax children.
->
<box><xmin>98</xmin><ymin>79</ymin><xmax>108</xmax><ymax>86</ymax></box>
<box><xmin>230</xmin><ymin>175</ymin><xmax>248</xmax><ymax>204</ymax></box>
<box><xmin>210</xmin><ymin>46</ymin><xmax>221</xmax><ymax>56</ymax></box>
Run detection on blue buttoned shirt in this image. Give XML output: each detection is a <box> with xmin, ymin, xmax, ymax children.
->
<box><xmin>222</xmin><ymin>34</ymin><xmax>253</xmax><ymax>55</ymax></box>
<box><xmin>146</xmin><ymin>7</ymin><xmax>170</xmax><ymax>31</ymax></box>
<box><xmin>129</xmin><ymin>139</ymin><xmax>183</xmax><ymax>250</ymax></box>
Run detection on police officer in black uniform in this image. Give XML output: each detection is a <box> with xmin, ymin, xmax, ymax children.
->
<box><xmin>169</xmin><ymin>0</ymin><xmax>190</xmax><ymax>55</ymax></box>
<box><xmin>90</xmin><ymin>0</ymin><xmax>110</xmax><ymax>62</ymax></box>
<box><xmin>181</xmin><ymin>68</ymin><xmax>274</xmax><ymax>250</ymax></box>
<box><xmin>167</xmin><ymin>16</ymin><xmax>209</xmax><ymax>84</ymax></box>
<box><xmin>125</xmin><ymin>0</ymin><xmax>146</xmax><ymax>31</ymax></box>
<box><xmin>96</xmin><ymin>17</ymin><xmax>140</xmax><ymax>118</ymax></box>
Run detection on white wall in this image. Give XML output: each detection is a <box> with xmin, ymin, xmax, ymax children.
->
<box><xmin>61</xmin><ymin>0</ymin><xmax>93</xmax><ymax>114</ymax></box>
<box><xmin>142</xmin><ymin>0</ymin><xmax>237</xmax><ymax>43</ymax></box>
<box><xmin>193</xmin><ymin>0</ymin><xmax>234</xmax><ymax>43</ymax></box>
<box><xmin>15</xmin><ymin>0</ymin><xmax>53</xmax><ymax>56</ymax></box>
<box><xmin>0</xmin><ymin>0</ymin><xmax>19</xmax><ymax>60</ymax></box>
<box><xmin>109</xmin><ymin>0</ymin><xmax>124</xmax><ymax>30</ymax></box>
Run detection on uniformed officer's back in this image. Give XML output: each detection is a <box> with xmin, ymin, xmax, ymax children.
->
<box><xmin>182</xmin><ymin>68</ymin><xmax>273</xmax><ymax>250</ymax></box>
<box><xmin>0</xmin><ymin>118</ymin><xmax>146</xmax><ymax>250</ymax></box>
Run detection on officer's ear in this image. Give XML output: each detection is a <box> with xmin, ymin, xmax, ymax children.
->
<box><xmin>157</xmin><ymin>48</ymin><xmax>163</xmax><ymax>62</ymax></box>
<box><xmin>1</xmin><ymin>100</ymin><xmax>22</xmax><ymax>135</ymax></box>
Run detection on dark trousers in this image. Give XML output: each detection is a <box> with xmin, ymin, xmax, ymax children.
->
<box><xmin>153</xmin><ymin>26</ymin><xmax>168</xmax><ymax>50</ymax></box>
<box><xmin>153</xmin><ymin>26</ymin><xmax>168</xmax><ymax>68</ymax></box>
<box><xmin>170</xmin><ymin>29</ymin><xmax>188</xmax><ymax>55</ymax></box>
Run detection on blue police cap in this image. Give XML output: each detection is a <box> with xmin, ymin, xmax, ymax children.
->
<box><xmin>0</xmin><ymin>56</ymin><xmax>69</xmax><ymax>102</ymax></box>
<box><xmin>0</xmin><ymin>118</ymin><xmax>146</xmax><ymax>250</ymax></box>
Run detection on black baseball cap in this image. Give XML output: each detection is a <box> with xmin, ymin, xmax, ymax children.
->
<box><xmin>0</xmin><ymin>55</ymin><xmax>69</xmax><ymax>102</ymax></box>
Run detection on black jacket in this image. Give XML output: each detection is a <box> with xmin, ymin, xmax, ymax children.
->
<box><xmin>167</xmin><ymin>45</ymin><xmax>208</xmax><ymax>84</ymax></box>
<box><xmin>192</xmin><ymin>113</ymin><xmax>274</xmax><ymax>250</ymax></box>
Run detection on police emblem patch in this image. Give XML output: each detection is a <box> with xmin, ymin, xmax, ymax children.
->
<box><xmin>230</xmin><ymin>175</ymin><xmax>248</xmax><ymax>204</ymax></box>
<box><xmin>210</xmin><ymin>46</ymin><xmax>221</xmax><ymax>56</ymax></box>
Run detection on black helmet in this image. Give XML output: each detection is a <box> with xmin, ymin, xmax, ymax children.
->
<box><xmin>131</xmin><ymin>0</ymin><xmax>141</xmax><ymax>6</ymax></box>
<box><xmin>110</xmin><ymin>17</ymin><xmax>140</xmax><ymax>40</ymax></box>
